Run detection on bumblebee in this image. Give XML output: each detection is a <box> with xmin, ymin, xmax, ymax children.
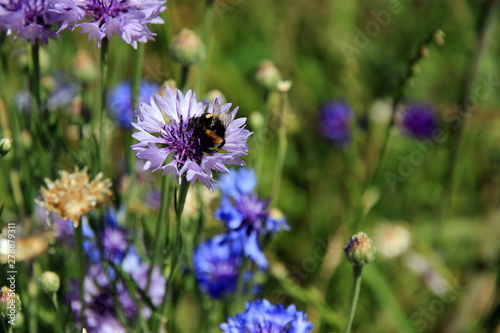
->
<box><xmin>192</xmin><ymin>100</ymin><xmax>231</xmax><ymax>150</ymax></box>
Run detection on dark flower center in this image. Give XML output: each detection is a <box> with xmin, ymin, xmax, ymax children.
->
<box><xmin>235</xmin><ymin>195</ymin><xmax>269</xmax><ymax>231</ymax></box>
<box><xmin>84</xmin><ymin>0</ymin><xmax>131</xmax><ymax>22</ymax></box>
<box><xmin>161</xmin><ymin>117</ymin><xmax>216</xmax><ymax>166</ymax></box>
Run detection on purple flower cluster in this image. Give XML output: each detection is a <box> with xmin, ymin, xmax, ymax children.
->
<box><xmin>63</xmin><ymin>208</ymin><xmax>166</xmax><ymax>332</ymax></box>
<box><xmin>51</xmin><ymin>0</ymin><xmax>166</xmax><ymax>48</ymax></box>
<box><xmin>68</xmin><ymin>262</ymin><xmax>165</xmax><ymax>333</ymax></box>
<box><xmin>398</xmin><ymin>103</ymin><xmax>439</xmax><ymax>139</ymax></box>
<box><xmin>132</xmin><ymin>88</ymin><xmax>251</xmax><ymax>190</ymax></box>
<box><xmin>220</xmin><ymin>299</ymin><xmax>313</xmax><ymax>333</ymax></box>
<box><xmin>319</xmin><ymin>101</ymin><xmax>352</xmax><ymax>148</ymax></box>
<box><xmin>214</xmin><ymin>168</ymin><xmax>288</xmax><ymax>269</ymax></box>
<box><xmin>0</xmin><ymin>0</ymin><xmax>68</xmax><ymax>44</ymax></box>
<box><xmin>108</xmin><ymin>79</ymin><xmax>158</xmax><ymax>129</ymax></box>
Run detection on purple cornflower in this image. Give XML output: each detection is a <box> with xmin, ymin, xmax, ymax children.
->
<box><xmin>215</xmin><ymin>168</ymin><xmax>288</xmax><ymax>269</ymax></box>
<box><xmin>220</xmin><ymin>299</ymin><xmax>313</xmax><ymax>333</ymax></box>
<box><xmin>319</xmin><ymin>101</ymin><xmax>352</xmax><ymax>148</ymax></box>
<box><xmin>0</xmin><ymin>0</ymin><xmax>69</xmax><ymax>44</ymax></box>
<box><xmin>132</xmin><ymin>88</ymin><xmax>251</xmax><ymax>190</ymax></box>
<box><xmin>193</xmin><ymin>234</ymin><xmax>247</xmax><ymax>299</ymax></box>
<box><xmin>68</xmin><ymin>261</ymin><xmax>166</xmax><ymax>333</ymax></box>
<box><xmin>51</xmin><ymin>0</ymin><xmax>166</xmax><ymax>48</ymax></box>
<box><xmin>108</xmin><ymin>80</ymin><xmax>159</xmax><ymax>129</ymax></box>
<box><xmin>398</xmin><ymin>103</ymin><xmax>438</xmax><ymax>139</ymax></box>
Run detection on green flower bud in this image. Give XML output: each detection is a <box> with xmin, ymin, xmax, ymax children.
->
<box><xmin>0</xmin><ymin>286</ymin><xmax>22</xmax><ymax>319</ymax></box>
<box><xmin>38</xmin><ymin>271</ymin><xmax>60</xmax><ymax>294</ymax></box>
<box><xmin>255</xmin><ymin>60</ymin><xmax>281</xmax><ymax>90</ymax></box>
<box><xmin>434</xmin><ymin>29</ymin><xmax>445</xmax><ymax>46</ymax></box>
<box><xmin>344</xmin><ymin>232</ymin><xmax>376</xmax><ymax>266</ymax></box>
<box><xmin>0</xmin><ymin>138</ymin><xmax>12</xmax><ymax>158</ymax></box>
<box><xmin>169</xmin><ymin>29</ymin><xmax>205</xmax><ymax>65</ymax></box>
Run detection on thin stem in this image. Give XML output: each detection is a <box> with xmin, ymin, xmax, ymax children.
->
<box><xmin>179</xmin><ymin>64</ymin><xmax>190</xmax><ymax>91</ymax></box>
<box><xmin>198</xmin><ymin>0</ymin><xmax>214</xmax><ymax>95</ymax></box>
<box><xmin>271</xmin><ymin>90</ymin><xmax>288</xmax><ymax>204</ymax></box>
<box><xmin>165</xmin><ymin>178</ymin><xmax>190</xmax><ymax>332</ymax></box>
<box><xmin>125</xmin><ymin>43</ymin><xmax>146</xmax><ymax>215</ymax></box>
<box><xmin>50</xmin><ymin>293</ymin><xmax>66</xmax><ymax>333</ymax></box>
<box><xmin>147</xmin><ymin>176</ymin><xmax>171</xmax><ymax>291</ymax></box>
<box><xmin>99</xmin><ymin>39</ymin><xmax>109</xmax><ymax>172</ymax></box>
<box><xmin>74</xmin><ymin>221</ymin><xmax>86</xmax><ymax>329</ymax></box>
<box><xmin>367</xmin><ymin>32</ymin><xmax>435</xmax><ymax>188</ymax></box>
<box><xmin>440</xmin><ymin>0</ymin><xmax>498</xmax><ymax>225</ymax></box>
<box><xmin>343</xmin><ymin>265</ymin><xmax>363</xmax><ymax>333</ymax></box>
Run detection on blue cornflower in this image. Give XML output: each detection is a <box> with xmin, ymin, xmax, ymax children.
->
<box><xmin>50</xmin><ymin>0</ymin><xmax>166</xmax><ymax>48</ymax></box>
<box><xmin>215</xmin><ymin>168</ymin><xmax>288</xmax><ymax>269</ymax></box>
<box><xmin>319</xmin><ymin>101</ymin><xmax>352</xmax><ymax>148</ymax></box>
<box><xmin>108</xmin><ymin>80</ymin><xmax>159</xmax><ymax>129</ymax></box>
<box><xmin>398</xmin><ymin>103</ymin><xmax>438</xmax><ymax>139</ymax></box>
<box><xmin>220</xmin><ymin>299</ymin><xmax>313</xmax><ymax>333</ymax></box>
<box><xmin>0</xmin><ymin>0</ymin><xmax>70</xmax><ymax>44</ymax></box>
<box><xmin>193</xmin><ymin>234</ymin><xmax>248</xmax><ymax>299</ymax></box>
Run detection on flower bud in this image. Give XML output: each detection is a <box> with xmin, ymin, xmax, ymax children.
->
<box><xmin>0</xmin><ymin>286</ymin><xmax>22</xmax><ymax>318</ymax></box>
<box><xmin>0</xmin><ymin>138</ymin><xmax>13</xmax><ymax>158</ymax></box>
<box><xmin>170</xmin><ymin>29</ymin><xmax>205</xmax><ymax>65</ymax></box>
<box><xmin>277</xmin><ymin>80</ymin><xmax>293</xmax><ymax>93</ymax></box>
<box><xmin>38</xmin><ymin>271</ymin><xmax>60</xmax><ymax>294</ymax></box>
<box><xmin>255</xmin><ymin>60</ymin><xmax>281</xmax><ymax>90</ymax></box>
<box><xmin>157</xmin><ymin>80</ymin><xmax>178</xmax><ymax>99</ymax></box>
<box><xmin>249</xmin><ymin>111</ymin><xmax>265</xmax><ymax>130</ymax></box>
<box><xmin>434</xmin><ymin>29</ymin><xmax>445</xmax><ymax>46</ymax></box>
<box><xmin>344</xmin><ymin>232</ymin><xmax>376</xmax><ymax>266</ymax></box>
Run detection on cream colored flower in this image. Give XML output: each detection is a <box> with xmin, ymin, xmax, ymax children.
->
<box><xmin>373</xmin><ymin>223</ymin><xmax>411</xmax><ymax>258</ymax></box>
<box><xmin>36</xmin><ymin>167</ymin><xmax>112</xmax><ymax>226</ymax></box>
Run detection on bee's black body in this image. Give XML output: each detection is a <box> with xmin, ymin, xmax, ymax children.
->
<box><xmin>191</xmin><ymin>100</ymin><xmax>230</xmax><ymax>150</ymax></box>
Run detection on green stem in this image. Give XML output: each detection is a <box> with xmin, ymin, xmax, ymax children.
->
<box><xmin>343</xmin><ymin>265</ymin><xmax>363</xmax><ymax>333</ymax></box>
<box><xmin>367</xmin><ymin>33</ymin><xmax>435</xmax><ymax>188</ymax></box>
<box><xmin>125</xmin><ymin>43</ymin><xmax>146</xmax><ymax>215</ymax></box>
<box><xmin>147</xmin><ymin>176</ymin><xmax>171</xmax><ymax>291</ymax></box>
<box><xmin>165</xmin><ymin>178</ymin><xmax>190</xmax><ymax>332</ymax></box>
<box><xmin>439</xmin><ymin>0</ymin><xmax>498</xmax><ymax>225</ymax></box>
<box><xmin>50</xmin><ymin>293</ymin><xmax>66</xmax><ymax>333</ymax></box>
<box><xmin>99</xmin><ymin>39</ymin><xmax>109</xmax><ymax>172</ymax></box>
<box><xmin>271</xmin><ymin>90</ymin><xmax>288</xmax><ymax>204</ymax></box>
<box><xmin>31</xmin><ymin>42</ymin><xmax>41</xmax><ymax>114</ymax></box>
<box><xmin>75</xmin><ymin>221</ymin><xmax>86</xmax><ymax>329</ymax></box>
<box><xmin>179</xmin><ymin>64</ymin><xmax>190</xmax><ymax>91</ymax></box>
<box><xmin>198</xmin><ymin>0</ymin><xmax>214</xmax><ymax>95</ymax></box>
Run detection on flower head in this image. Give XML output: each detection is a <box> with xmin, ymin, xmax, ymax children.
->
<box><xmin>0</xmin><ymin>0</ymin><xmax>69</xmax><ymax>44</ymax></box>
<box><xmin>193</xmin><ymin>234</ymin><xmax>247</xmax><ymax>299</ymax></box>
<box><xmin>36</xmin><ymin>167</ymin><xmax>112</xmax><ymax>226</ymax></box>
<box><xmin>255</xmin><ymin>60</ymin><xmax>281</xmax><ymax>90</ymax></box>
<box><xmin>344</xmin><ymin>232</ymin><xmax>376</xmax><ymax>266</ymax></box>
<box><xmin>215</xmin><ymin>168</ymin><xmax>288</xmax><ymax>269</ymax></box>
<box><xmin>50</xmin><ymin>0</ymin><xmax>166</xmax><ymax>48</ymax></box>
<box><xmin>132</xmin><ymin>88</ymin><xmax>251</xmax><ymax>190</ymax></box>
<box><xmin>220</xmin><ymin>299</ymin><xmax>313</xmax><ymax>333</ymax></box>
<box><xmin>38</xmin><ymin>271</ymin><xmax>60</xmax><ymax>294</ymax></box>
<box><xmin>398</xmin><ymin>103</ymin><xmax>438</xmax><ymax>139</ymax></box>
<box><xmin>319</xmin><ymin>101</ymin><xmax>352</xmax><ymax>148</ymax></box>
<box><xmin>108</xmin><ymin>80</ymin><xmax>158</xmax><ymax>129</ymax></box>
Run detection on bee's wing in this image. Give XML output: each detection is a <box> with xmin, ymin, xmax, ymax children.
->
<box><xmin>212</xmin><ymin>99</ymin><xmax>232</xmax><ymax>128</ymax></box>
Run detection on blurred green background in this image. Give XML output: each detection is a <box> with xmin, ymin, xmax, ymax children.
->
<box><xmin>1</xmin><ymin>0</ymin><xmax>499</xmax><ymax>332</ymax></box>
